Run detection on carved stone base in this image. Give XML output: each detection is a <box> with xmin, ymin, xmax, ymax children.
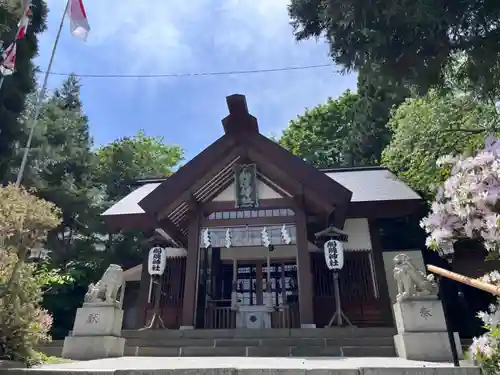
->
<box><xmin>72</xmin><ymin>303</ymin><xmax>123</xmax><ymax>336</ymax></box>
<box><xmin>62</xmin><ymin>303</ymin><xmax>125</xmax><ymax>360</ymax></box>
<box><xmin>394</xmin><ymin>332</ymin><xmax>462</xmax><ymax>362</ymax></box>
<box><xmin>393</xmin><ymin>297</ymin><xmax>463</xmax><ymax>362</ymax></box>
<box><xmin>62</xmin><ymin>335</ymin><xmax>125</xmax><ymax>360</ymax></box>
<box><xmin>393</xmin><ymin>297</ymin><xmax>446</xmax><ymax>333</ymax></box>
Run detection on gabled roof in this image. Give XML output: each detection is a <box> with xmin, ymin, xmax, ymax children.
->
<box><xmin>138</xmin><ymin>95</ymin><xmax>353</xmax><ymax>234</ymax></box>
<box><xmin>103</xmin><ymin>167</ymin><xmax>422</xmax><ymax>219</ymax></box>
<box><xmin>101</xmin><ymin>95</ymin><xmax>424</xmax><ymax>245</ymax></box>
<box><xmin>324</xmin><ymin>167</ymin><xmax>421</xmax><ymax>202</ymax></box>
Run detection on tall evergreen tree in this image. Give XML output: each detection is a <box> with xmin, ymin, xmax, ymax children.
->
<box><xmin>0</xmin><ymin>0</ymin><xmax>47</xmax><ymax>180</ymax></box>
<box><xmin>14</xmin><ymin>75</ymin><xmax>101</xmax><ymax>264</ymax></box>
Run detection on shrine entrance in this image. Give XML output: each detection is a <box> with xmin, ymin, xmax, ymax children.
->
<box><xmin>195</xmin><ymin>248</ymin><xmax>300</xmax><ymax>329</ymax></box>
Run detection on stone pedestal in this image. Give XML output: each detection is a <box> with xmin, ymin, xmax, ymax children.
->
<box><xmin>393</xmin><ymin>297</ymin><xmax>462</xmax><ymax>362</ymax></box>
<box><xmin>62</xmin><ymin>302</ymin><xmax>125</xmax><ymax>360</ymax></box>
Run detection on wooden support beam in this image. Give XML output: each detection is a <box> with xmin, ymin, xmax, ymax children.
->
<box><xmin>427</xmin><ymin>264</ymin><xmax>500</xmax><ymax>296</ymax></box>
<box><xmin>295</xmin><ymin>205</ymin><xmax>315</xmax><ymax>327</ymax></box>
<box><xmin>180</xmin><ymin>210</ymin><xmax>201</xmax><ymax>328</ymax></box>
<box><xmin>158</xmin><ymin>217</ymin><xmax>188</xmax><ymax>249</ymax></box>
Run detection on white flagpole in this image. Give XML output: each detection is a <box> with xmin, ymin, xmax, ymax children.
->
<box><xmin>15</xmin><ymin>0</ymin><xmax>70</xmax><ymax>187</ymax></box>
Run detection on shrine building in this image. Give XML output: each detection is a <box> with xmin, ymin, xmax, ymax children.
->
<box><xmin>102</xmin><ymin>94</ymin><xmax>425</xmax><ymax>331</ymax></box>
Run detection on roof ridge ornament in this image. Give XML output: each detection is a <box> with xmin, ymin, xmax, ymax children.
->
<box><xmin>222</xmin><ymin>94</ymin><xmax>259</xmax><ymax>135</ymax></box>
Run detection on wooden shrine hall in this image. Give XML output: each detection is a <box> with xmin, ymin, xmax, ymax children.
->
<box><xmin>102</xmin><ymin>94</ymin><xmax>423</xmax><ymax>331</ymax></box>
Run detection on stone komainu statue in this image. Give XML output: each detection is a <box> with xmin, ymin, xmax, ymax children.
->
<box><xmin>84</xmin><ymin>264</ymin><xmax>124</xmax><ymax>304</ymax></box>
<box><xmin>393</xmin><ymin>253</ymin><xmax>438</xmax><ymax>302</ymax></box>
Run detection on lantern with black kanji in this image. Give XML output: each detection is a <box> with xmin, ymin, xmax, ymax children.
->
<box><xmin>148</xmin><ymin>246</ymin><xmax>167</xmax><ymax>276</ymax></box>
<box><xmin>323</xmin><ymin>240</ymin><xmax>344</xmax><ymax>270</ymax></box>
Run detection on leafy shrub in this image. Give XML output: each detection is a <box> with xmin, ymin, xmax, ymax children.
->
<box><xmin>0</xmin><ymin>251</ymin><xmax>53</xmax><ymax>362</ymax></box>
<box><xmin>0</xmin><ymin>185</ymin><xmax>61</xmax><ymax>363</ymax></box>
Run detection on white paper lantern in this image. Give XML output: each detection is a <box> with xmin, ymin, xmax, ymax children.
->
<box><xmin>324</xmin><ymin>240</ymin><xmax>344</xmax><ymax>270</ymax></box>
<box><xmin>148</xmin><ymin>246</ymin><xmax>167</xmax><ymax>275</ymax></box>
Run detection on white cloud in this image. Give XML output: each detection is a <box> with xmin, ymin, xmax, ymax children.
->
<box><xmin>44</xmin><ymin>0</ymin><xmax>303</xmax><ymax>73</ymax></box>
<box><xmin>39</xmin><ymin>0</ymin><xmax>357</xmax><ymax>152</ymax></box>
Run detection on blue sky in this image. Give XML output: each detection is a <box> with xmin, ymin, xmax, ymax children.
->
<box><xmin>38</xmin><ymin>0</ymin><xmax>357</xmax><ymax>161</ymax></box>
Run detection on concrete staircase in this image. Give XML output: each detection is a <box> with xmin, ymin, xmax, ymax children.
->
<box><xmin>39</xmin><ymin>327</ymin><xmax>398</xmax><ymax>358</ymax></box>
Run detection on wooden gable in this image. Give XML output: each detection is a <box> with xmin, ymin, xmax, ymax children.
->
<box><xmin>138</xmin><ymin>94</ymin><xmax>353</xmax><ymax>238</ymax></box>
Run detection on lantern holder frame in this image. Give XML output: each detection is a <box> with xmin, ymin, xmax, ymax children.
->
<box><xmin>326</xmin><ymin>270</ymin><xmax>352</xmax><ymax>327</ymax></box>
<box><xmin>317</xmin><ymin>230</ymin><xmax>352</xmax><ymax>328</ymax></box>
<box><xmin>140</xmin><ymin>274</ymin><xmax>166</xmax><ymax>330</ymax></box>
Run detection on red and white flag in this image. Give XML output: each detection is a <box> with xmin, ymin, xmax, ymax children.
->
<box><xmin>0</xmin><ymin>43</ymin><xmax>17</xmax><ymax>76</ymax></box>
<box><xmin>0</xmin><ymin>1</ymin><xmax>32</xmax><ymax>76</ymax></box>
<box><xmin>67</xmin><ymin>0</ymin><xmax>90</xmax><ymax>41</ymax></box>
<box><xmin>16</xmin><ymin>5</ymin><xmax>31</xmax><ymax>39</ymax></box>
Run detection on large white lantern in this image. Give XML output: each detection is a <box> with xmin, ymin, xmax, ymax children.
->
<box><xmin>324</xmin><ymin>240</ymin><xmax>344</xmax><ymax>270</ymax></box>
<box><xmin>148</xmin><ymin>246</ymin><xmax>167</xmax><ymax>276</ymax></box>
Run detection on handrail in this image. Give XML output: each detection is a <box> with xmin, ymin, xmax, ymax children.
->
<box><xmin>427</xmin><ymin>264</ymin><xmax>500</xmax><ymax>296</ymax></box>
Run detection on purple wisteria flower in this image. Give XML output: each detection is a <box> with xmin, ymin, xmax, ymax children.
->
<box><xmin>421</xmin><ymin>135</ymin><xmax>500</xmax><ymax>256</ymax></box>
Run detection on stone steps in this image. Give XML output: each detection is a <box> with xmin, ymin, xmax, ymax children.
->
<box><xmin>122</xmin><ymin>345</ymin><xmax>396</xmax><ymax>357</ymax></box>
<box><xmin>38</xmin><ymin>344</ymin><xmax>396</xmax><ymax>358</ymax></box>
<box><xmin>121</xmin><ymin>327</ymin><xmax>397</xmax><ymax>339</ymax></box>
<box><xmin>37</xmin><ymin>328</ymin><xmax>474</xmax><ymax>359</ymax></box>
<box><xmin>123</xmin><ymin>336</ymin><xmax>395</xmax><ymax>347</ymax></box>
<box><xmin>38</xmin><ymin>328</ymin><xmax>400</xmax><ymax>358</ymax></box>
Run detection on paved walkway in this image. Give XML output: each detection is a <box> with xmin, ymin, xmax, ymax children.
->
<box><xmin>34</xmin><ymin>356</ymin><xmax>475</xmax><ymax>371</ymax></box>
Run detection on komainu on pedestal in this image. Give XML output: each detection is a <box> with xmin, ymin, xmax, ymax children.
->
<box><xmin>393</xmin><ymin>253</ymin><xmax>437</xmax><ymax>302</ymax></box>
<box><xmin>392</xmin><ymin>253</ymin><xmax>462</xmax><ymax>362</ymax></box>
<box><xmin>62</xmin><ymin>264</ymin><xmax>126</xmax><ymax>360</ymax></box>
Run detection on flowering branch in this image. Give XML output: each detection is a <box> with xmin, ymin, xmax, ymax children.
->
<box><xmin>421</xmin><ymin>134</ymin><xmax>500</xmax><ymax>257</ymax></box>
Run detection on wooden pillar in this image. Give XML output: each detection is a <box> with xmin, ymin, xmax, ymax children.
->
<box><xmin>368</xmin><ymin>219</ymin><xmax>394</xmax><ymax>326</ymax></box>
<box><xmin>255</xmin><ymin>261</ymin><xmax>263</xmax><ymax>305</ymax></box>
<box><xmin>180</xmin><ymin>209</ymin><xmax>201</xmax><ymax>329</ymax></box>
<box><xmin>295</xmin><ymin>208</ymin><xmax>316</xmax><ymax>328</ymax></box>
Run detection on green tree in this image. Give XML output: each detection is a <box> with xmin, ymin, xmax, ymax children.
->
<box><xmin>0</xmin><ymin>0</ymin><xmax>47</xmax><ymax>180</ymax></box>
<box><xmin>13</xmin><ymin>75</ymin><xmax>102</xmax><ymax>265</ymax></box>
<box><xmin>7</xmin><ymin>76</ymin><xmax>103</xmax><ymax>339</ymax></box>
<box><xmin>93</xmin><ymin>130</ymin><xmax>184</xmax><ymax>269</ymax></box>
<box><xmin>288</xmin><ymin>0</ymin><xmax>500</xmax><ymax>100</ymax></box>
<box><xmin>95</xmin><ymin>130</ymin><xmax>184</xmax><ymax>201</ymax></box>
<box><xmin>279</xmin><ymin>85</ymin><xmax>400</xmax><ymax>168</ymax></box>
<box><xmin>381</xmin><ymin>90</ymin><xmax>499</xmax><ymax>199</ymax></box>
<box><xmin>348</xmin><ymin>68</ymin><xmax>410</xmax><ymax>165</ymax></box>
<box><xmin>280</xmin><ymin>91</ymin><xmax>358</xmax><ymax>168</ymax></box>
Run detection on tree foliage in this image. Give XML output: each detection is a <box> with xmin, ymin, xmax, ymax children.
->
<box><xmin>0</xmin><ymin>184</ymin><xmax>61</xmax><ymax>298</ymax></box>
<box><xmin>0</xmin><ymin>250</ymin><xmax>53</xmax><ymax>363</ymax></box>
<box><xmin>288</xmin><ymin>0</ymin><xmax>500</xmax><ymax>100</ymax></box>
<box><xmin>279</xmin><ymin>76</ymin><xmax>405</xmax><ymax>168</ymax></box>
<box><xmin>0</xmin><ymin>0</ymin><xmax>47</xmax><ymax>180</ymax></box>
<box><xmin>2</xmin><ymin>74</ymin><xmax>185</xmax><ymax>338</ymax></box>
<box><xmin>381</xmin><ymin>91</ymin><xmax>498</xmax><ymax>199</ymax></box>
<box><xmin>279</xmin><ymin>91</ymin><xmax>358</xmax><ymax>168</ymax></box>
<box><xmin>0</xmin><ymin>185</ymin><xmax>58</xmax><ymax>362</ymax></box>
<box><xmin>95</xmin><ymin>130</ymin><xmax>183</xmax><ymax>201</ymax></box>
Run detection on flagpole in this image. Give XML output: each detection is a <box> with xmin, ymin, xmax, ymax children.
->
<box><xmin>15</xmin><ymin>0</ymin><xmax>69</xmax><ymax>187</ymax></box>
